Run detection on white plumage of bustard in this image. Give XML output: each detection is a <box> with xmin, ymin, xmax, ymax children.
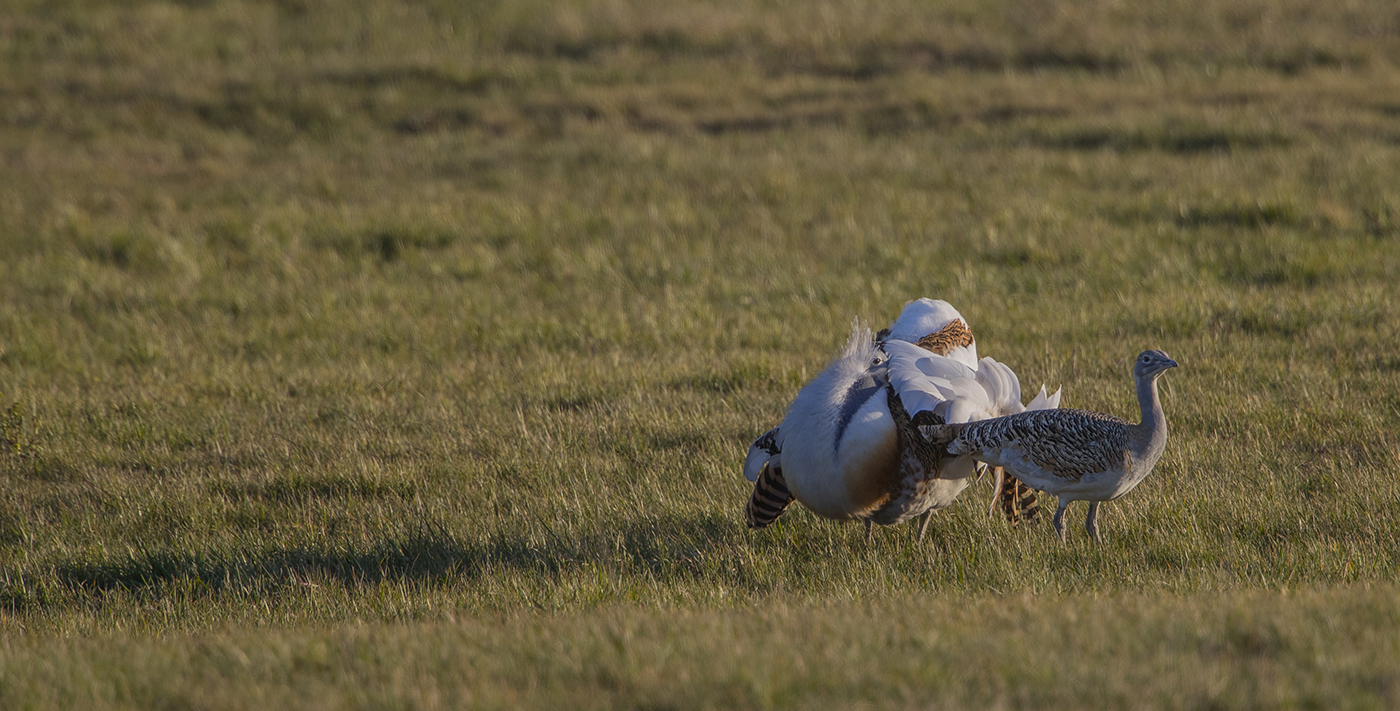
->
<box><xmin>742</xmin><ymin>298</ymin><xmax>1060</xmax><ymax>540</ymax></box>
<box><xmin>925</xmin><ymin>350</ymin><xmax>1178</xmax><ymax>542</ymax></box>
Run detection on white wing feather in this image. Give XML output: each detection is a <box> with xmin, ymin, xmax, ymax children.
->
<box><xmin>884</xmin><ymin>340</ymin><xmax>1058</xmax><ymax>423</ymax></box>
<box><xmin>885</xmin><ymin>340</ymin><xmax>992</xmax><ymax>423</ymax></box>
<box><xmin>743</xmin><ymin>429</ymin><xmax>778</xmax><ymax>483</ymax></box>
<box><xmin>974</xmin><ymin>357</ymin><xmax>1023</xmax><ymax>416</ymax></box>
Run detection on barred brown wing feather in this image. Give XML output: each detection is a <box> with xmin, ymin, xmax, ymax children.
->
<box><xmin>996</xmin><ymin>471</ymin><xmax>1041</xmax><ymax>524</ymax></box>
<box><xmin>1014</xmin><ymin>479</ymin><xmax>1040</xmax><ymax>522</ymax></box>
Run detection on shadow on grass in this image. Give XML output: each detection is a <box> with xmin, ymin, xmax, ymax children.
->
<box><xmin>6</xmin><ymin>514</ymin><xmax>738</xmax><ymax>612</ymax></box>
<box><xmin>1028</xmin><ymin>125</ymin><xmax>1291</xmax><ymax>154</ymax></box>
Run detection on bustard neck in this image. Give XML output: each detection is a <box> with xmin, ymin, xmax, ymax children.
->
<box><xmin>1134</xmin><ymin>372</ymin><xmax>1168</xmax><ymax>449</ymax></box>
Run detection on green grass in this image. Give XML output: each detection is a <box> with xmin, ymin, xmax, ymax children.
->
<box><xmin>5</xmin><ymin>587</ymin><xmax>1399</xmax><ymax>709</ymax></box>
<box><xmin>2</xmin><ymin>0</ymin><xmax>1400</xmax><ymax>707</ymax></box>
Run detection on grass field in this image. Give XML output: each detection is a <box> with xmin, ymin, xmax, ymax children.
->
<box><xmin>3</xmin><ymin>0</ymin><xmax>1400</xmax><ymax>707</ymax></box>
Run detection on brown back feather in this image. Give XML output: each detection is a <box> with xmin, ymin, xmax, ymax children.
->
<box><xmin>914</xmin><ymin>320</ymin><xmax>974</xmax><ymax>355</ymax></box>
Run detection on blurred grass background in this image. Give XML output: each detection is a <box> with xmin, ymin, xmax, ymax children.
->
<box><xmin>2</xmin><ymin>0</ymin><xmax>1399</xmax><ymax>707</ymax></box>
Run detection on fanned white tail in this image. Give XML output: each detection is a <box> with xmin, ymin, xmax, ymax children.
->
<box><xmin>883</xmin><ymin>341</ymin><xmax>1045</xmax><ymax>425</ymax></box>
<box><xmin>972</xmin><ymin>356</ymin><xmax>1023</xmax><ymax>419</ymax></box>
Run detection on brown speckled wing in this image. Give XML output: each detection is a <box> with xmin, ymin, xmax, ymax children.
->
<box><xmin>914</xmin><ymin>320</ymin><xmax>974</xmax><ymax>356</ymax></box>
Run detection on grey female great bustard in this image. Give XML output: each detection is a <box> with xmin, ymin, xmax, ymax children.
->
<box><xmin>924</xmin><ymin>350</ymin><xmax>1178</xmax><ymax>542</ymax></box>
<box><xmin>742</xmin><ymin>298</ymin><xmax>1061</xmax><ymax>540</ymax></box>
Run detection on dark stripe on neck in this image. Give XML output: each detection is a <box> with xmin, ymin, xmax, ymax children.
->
<box><xmin>832</xmin><ymin>371</ymin><xmax>882</xmax><ymax>453</ymax></box>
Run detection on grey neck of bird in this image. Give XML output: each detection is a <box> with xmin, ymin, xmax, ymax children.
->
<box><xmin>1134</xmin><ymin>372</ymin><xmax>1168</xmax><ymax>454</ymax></box>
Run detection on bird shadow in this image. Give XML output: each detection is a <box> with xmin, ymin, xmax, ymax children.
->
<box><xmin>24</xmin><ymin>513</ymin><xmax>738</xmax><ymax>611</ymax></box>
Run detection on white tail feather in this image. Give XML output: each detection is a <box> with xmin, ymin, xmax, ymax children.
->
<box><xmin>1025</xmin><ymin>386</ymin><xmax>1063</xmax><ymax>412</ymax></box>
<box><xmin>974</xmin><ymin>357</ymin><xmax>1023</xmax><ymax>417</ymax></box>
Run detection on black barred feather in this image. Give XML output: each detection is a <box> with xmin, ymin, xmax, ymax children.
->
<box><xmin>752</xmin><ymin>428</ymin><xmax>780</xmax><ymax>456</ymax></box>
<box><xmin>746</xmin><ymin>462</ymin><xmax>793</xmax><ymax>529</ymax></box>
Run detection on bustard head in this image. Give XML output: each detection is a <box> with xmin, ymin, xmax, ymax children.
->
<box><xmin>1133</xmin><ymin>350</ymin><xmax>1178</xmax><ymax>380</ymax></box>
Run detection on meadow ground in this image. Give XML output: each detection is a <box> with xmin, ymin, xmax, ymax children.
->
<box><xmin>2</xmin><ymin>0</ymin><xmax>1400</xmax><ymax>708</ymax></box>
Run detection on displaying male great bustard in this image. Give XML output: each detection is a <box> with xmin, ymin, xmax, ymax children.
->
<box><xmin>742</xmin><ymin>299</ymin><xmax>1060</xmax><ymax>539</ymax></box>
<box><xmin>925</xmin><ymin>350</ymin><xmax>1177</xmax><ymax>542</ymax></box>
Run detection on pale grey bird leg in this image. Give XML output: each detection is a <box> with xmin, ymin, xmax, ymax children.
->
<box><xmin>987</xmin><ymin>466</ymin><xmax>1005</xmax><ymax>517</ymax></box>
<box><xmin>1053</xmin><ymin>498</ymin><xmax>1070</xmax><ymax>542</ymax></box>
<box><xmin>916</xmin><ymin>509</ymin><xmax>934</xmax><ymax>542</ymax></box>
<box><xmin>975</xmin><ymin>462</ymin><xmax>990</xmax><ymax>486</ymax></box>
<box><xmin>1085</xmin><ymin>501</ymin><xmax>1101</xmax><ymax>543</ymax></box>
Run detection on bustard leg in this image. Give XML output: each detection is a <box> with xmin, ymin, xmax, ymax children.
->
<box><xmin>1052</xmin><ymin>499</ymin><xmax>1070</xmax><ymax>542</ymax></box>
<box><xmin>987</xmin><ymin>466</ymin><xmax>1005</xmax><ymax>517</ymax></box>
<box><xmin>1085</xmin><ymin>501</ymin><xmax>1101</xmax><ymax>543</ymax></box>
<box><xmin>916</xmin><ymin>509</ymin><xmax>935</xmax><ymax>542</ymax></box>
<box><xmin>864</xmin><ymin>519</ymin><xmax>873</xmax><ymax>543</ymax></box>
